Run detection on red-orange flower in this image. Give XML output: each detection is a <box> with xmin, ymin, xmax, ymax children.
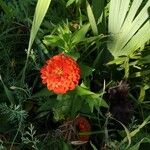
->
<box><xmin>75</xmin><ymin>116</ymin><xmax>91</xmax><ymax>141</ymax></box>
<box><xmin>40</xmin><ymin>54</ymin><xmax>80</xmax><ymax>94</ymax></box>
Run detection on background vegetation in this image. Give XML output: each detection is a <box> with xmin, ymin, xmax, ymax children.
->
<box><xmin>0</xmin><ymin>0</ymin><xmax>150</xmax><ymax>149</ymax></box>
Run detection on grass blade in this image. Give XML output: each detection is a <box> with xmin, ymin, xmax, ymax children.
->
<box><xmin>122</xmin><ymin>115</ymin><xmax>150</xmax><ymax>145</ymax></box>
<box><xmin>28</xmin><ymin>0</ymin><xmax>52</xmax><ymax>52</ymax></box>
<box><xmin>22</xmin><ymin>0</ymin><xmax>51</xmax><ymax>83</ymax></box>
<box><xmin>66</xmin><ymin>0</ymin><xmax>76</xmax><ymax>7</ymax></box>
<box><xmin>86</xmin><ymin>0</ymin><xmax>98</xmax><ymax>35</ymax></box>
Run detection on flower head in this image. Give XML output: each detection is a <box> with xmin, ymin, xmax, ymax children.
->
<box><xmin>75</xmin><ymin>116</ymin><xmax>91</xmax><ymax>141</ymax></box>
<box><xmin>40</xmin><ymin>54</ymin><xmax>80</xmax><ymax>94</ymax></box>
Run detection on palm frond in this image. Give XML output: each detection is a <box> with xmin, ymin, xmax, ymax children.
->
<box><xmin>108</xmin><ymin>0</ymin><xmax>150</xmax><ymax>59</ymax></box>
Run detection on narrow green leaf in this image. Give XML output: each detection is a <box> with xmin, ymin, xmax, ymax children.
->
<box><xmin>111</xmin><ymin>117</ymin><xmax>131</xmax><ymax>148</ymax></box>
<box><xmin>0</xmin><ymin>0</ymin><xmax>10</xmax><ymax>16</ymax></box>
<box><xmin>128</xmin><ymin>138</ymin><xmax>150</xmax><ymax>150</ymax></box>
<box><xmin>66</xmin><ymin>0</ymin><xmax>76</xmax><ymax>7</ymax></box>
<box><xmin>138</xmin><ymin>86</ymin><xmax>145</xmax><ymax>102</ymax></box>
<box><xmin>122</xmin><ymin>115</ymin><xmax>150</xmax><ymax>145</ymax></box>
<box><xmin>0</xmin><ymin>75</ymin><xmax>15</xmax><ymax>105</ymax></box>
<box><xmin>86</xmin><ymin>0</ymin><xmax>98</xmax><ymax>35</ymax></box>
<box><xmin>90</xmin><ymin>141</ymin><xmax>98</xmax><ymax>150</ymax></box>
<box><xmin>22</xmin><ymin>0</ymin><xmax>52</xmax><ymax>83</ymax></box>
<box><xmin>28</xmin><ymin>0</ymin><xmax>52</xmax><ymax>52</ymax></box>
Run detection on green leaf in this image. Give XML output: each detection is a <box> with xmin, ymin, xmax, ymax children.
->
<box><xmin>37</xmin><ymin>98</ymin><xmax>57</xmax><ymax>112</ymax></box>
<box><xmin>66</xmin><ymin>0</ymin><xmax>76</xmax><ymax>7</ymax></box>
<box><xmin>43</xmin><ymin>35</ymin><xmax>63</xmax><ymax>47</ymax></box>
<box><xmin>138</xmin><ymin>55</ymin><xmax>150</xmax><ymax>64</ymax></box>
<box><xmin>79</xmin><ymin>64</ymin><xmax>95</xmax><ymax>78</ymax></box>
<box><xmin>75</xmin><ymin>85</ymin><xmax>100</xmax><ymax>97</ymax></box>
<box><xmin>0</xmin><ymin>0</ymin><xmax>11</xmax><ymax>16</ymax></box>
<box><xmin>28</xmin><ymin>0</ymin><xmax>52</xmax><ymax>52</ymax></box>
<box><xmin>86</xmin><ymin>96</ymin><xmax>108</xmax><ymax>112</ymax></box>
<box><xmin>86</xmin><ymin>0</ymin><xmax>98</xmax><ymax>35</ymax></box>
<box><xmin>92</xmin><ymin>0</ymin><xmax>104</xmax><ymax>22</ymax></box>
<box><xmin>32</xmin><ymin>88</ymin><xmax>54</xmax><ymax>98</ymax></box>
<box><xmin>0</xmin><ymin>75</ymin><xmax>15</xmax><ymax>105</ymax></box>
<box><xmin>108</xmin><ymin>0</ymin><xmax>130</xmax><ymax>34</ymax></box>
<box><xmin>107</xmin><ymin>0</ymin><xmax>150</xmax><ymax>59</ymax></box>
<box><xmin>122</xmin><ymin>115</ymin><xmax>150</xmax><ymax>145</ymax></box>
<box><xmin>52</xmin><ymin>94</ymin><xmax>73</xmax><ymax>121</ymax></box>
<box><xmin>53</xmin><ymin>100</ymin><xmax>71</xmax><ymax>121</ymax></box>
<box><xmin>22</xmin><ymin>0</ymin><xmax>52</xmax><ymax>82</ymax></box>
<box><xmin>130</xmin><ymin>70</ymin><xmax>150</xmax><ymax>78</ymax></box>
<box><xmin>75</xmin><ymin>85</ymin><xmax>108</xmax><ymax>112</ymax></box>
<box><xmin>90</xmin><ymin>141</ymin><xmax>98</xmax><ymax>150</ymax></box>
<box><xmin>111</xmin><ymin>117</ymin><xmax>131</xmax><ymax>148</ymax></box>
<box><xmin>107</xmin><ymin>56</ymin><xmax>127</xmax><ymax>65</ymax></box>
<box><xmin>138</xmin><ymin>86</ymin><xmax>146</xmax><ymax>103</ymax></box>
<box><xmin>128</xmin><ymin>138</ymin><xmax>150</xmax><ymax>150</ymax></box>
<box><xmin>72</xmin><ymin>23</ymin><xmax>90</xmax><ymax>44</ymax></box>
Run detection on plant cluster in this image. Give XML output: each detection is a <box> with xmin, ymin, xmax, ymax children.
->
<box><xmin>0</xmin><ymin>0</ymin><xmax>150</xmax><ymax>149</ymax></box>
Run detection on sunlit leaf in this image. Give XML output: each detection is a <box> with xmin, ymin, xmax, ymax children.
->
<box><xmin>107</xmin><ymin>0</ymin><xmax>150</xmax><ymax>60</ymax></box>
<box><xmin>86</xmin><ymin>0</ymin><xmax>98</xmax><ymax>35</ymax></box>
<box><xmin>72</xmin><ymin>23</ymin><xmax>90</xmax><ymax>44</ymax></box>
<box><xmin>22</xmin><ymin>0</ymin><xmax>52</xmax><ymax>82</ymax></box>
<box><xmin>66</xmin><ymin>0</ymin><xmax>76</xmax><ymax>7</ymax></box>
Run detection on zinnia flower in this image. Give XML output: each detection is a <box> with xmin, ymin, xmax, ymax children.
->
<box><xmin>40</xmin><ymin>54</ymin><xmax>80</xmax><ymax>94</ymax></box>
<box><xmin>75</xmin><ymin>116</ymin><xmax>91</xmax><ymax>141</ymax></box>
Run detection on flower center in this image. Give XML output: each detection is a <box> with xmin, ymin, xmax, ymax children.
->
<box><xmin>54</xmin><ymin>67</ymin><xmax>63</xmax><ymax>75</ymax></box>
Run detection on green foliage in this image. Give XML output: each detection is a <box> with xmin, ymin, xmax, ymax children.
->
<box><xmin>21</xmin><ymin>124</ymin><xmax>39</xmax><ymax>150</ymax></box>
<box><xmin>0</xmin><ymin>103</ymin><xmax>27</xmax><ymax>124</ymax></box>
<box><xmin>43</xmin><ymin>22</ymin><xmax>90</xmax><ymax>59</ymax></box>
<box><xmin>75</xmin><ymin>84</ymin><xmax>108</xmax><ymax>112</ymax></box>
<box><xmin>22</xmin><ymin>0</ymin><xmax>52</xmax><ymax>83</ymax></box>
<box><xmin>108</xmin><ymin>0</ymin><xmax>150</xmax><ymax>62</ymax></box>
<box><xmin>0</xmin><ymin>139</ymin><xmax>7</xmax><ymax>150</ymax></box>
<box><xmin>0</xmin><ymin>0</ymin><xmax>150</xmax><ymax>149</ymax></box>
<box><xmin>0</xmin><ymin>75</ymin><xmax>15</xmax><ymax>104</ymax></box>
<box><xmin>86</xmin><ymin>0</ymin><xmax>98</xmax><ymax>36</ymax></box>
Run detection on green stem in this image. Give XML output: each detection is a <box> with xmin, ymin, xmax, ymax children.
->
<box><xmin>10</xmin><ymin>121</ymin><xmax>22</xmax><ymax>150</ymax></box>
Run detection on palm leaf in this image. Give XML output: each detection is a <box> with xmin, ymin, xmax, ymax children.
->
<box><xmin>108</xmin><ymin>0</ymin><xmax>150</xmax><ymax>59</ymax></box>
